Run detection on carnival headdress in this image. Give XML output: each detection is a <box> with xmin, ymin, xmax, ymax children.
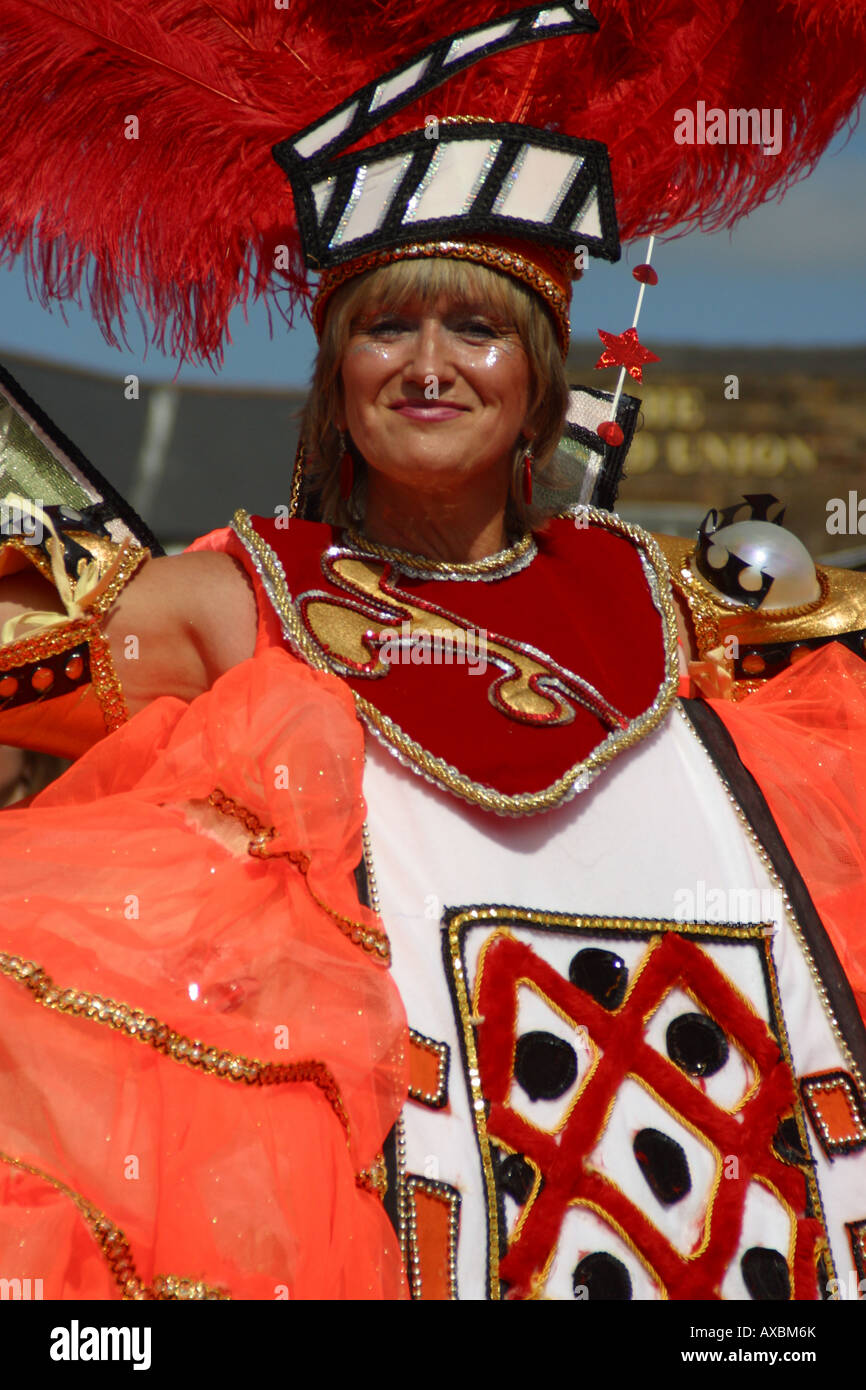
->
<box><xmin>2</xmin><ymin>1</ymin><xmax>864</xmax><ymax>365</ymax></box>
<box><xmin>272</xmin><ymin>4</ymin><xmax>620</xmax><ymax>353</ymax></box>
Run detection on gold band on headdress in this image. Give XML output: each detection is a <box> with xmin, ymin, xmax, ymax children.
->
<box><xmin>312</xmin><ymin>236</ymin><xmax>576</xmax><ymax>355</ymax></box>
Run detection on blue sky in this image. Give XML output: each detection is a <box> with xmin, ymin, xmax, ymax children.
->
<box><xmin>0</xmin><ymin>122</ymin><xmax>863</xmax><ymax>388</ymax></box>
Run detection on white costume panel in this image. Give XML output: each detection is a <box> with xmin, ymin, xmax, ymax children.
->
<box><xmin>364</xmin><ymin>705</ymin><xmax>866</xmax><ymax>1300</ymax></box>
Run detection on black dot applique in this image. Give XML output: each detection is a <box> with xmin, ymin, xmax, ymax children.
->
<box><xmin>771</xmin><ymin>1116</ymin><xmax>811</xmax><ymax>1167</ymax></box>
<box><xmin>666</xmin><ymin>1012</ymin><xmax>729</xmax><ymax>1077</ymax></box>
<box><xmin>514</xmin><ymin>1031</ymin><xmax>578</xmax><ymax>1102</ymax></box>
<box><xmin>633</xmin><ymin>1127</ymin><xmax>692</xmax><ymax>1206</ymax></box>
<box><xmin>498</xmin><ymin>1153</ymin><xmax>535</xmax><ymax>1206</ymax></box>
<box><xmin>572</xmin><ymin>1251</ymin><xmax>633</xmax><ymax>1300</ymax></box>
<box><xmin>568</xmin><ymin>948</ymin><xmax>628</xmax><ymax>1011</ymax></box>
<box><xmin>741</xmin><ymin>1247</ymin><xmax>791</xmax><ymax>1301</ymax></box>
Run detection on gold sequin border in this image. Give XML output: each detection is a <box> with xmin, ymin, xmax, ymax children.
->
<box><xmin>0</xmin><ymin>1150</ymin><xmax>230</xmax><ymax>1300</ymax></box>
<box><xmin>312</xmin><ymin>240</ymin><xmax>571</xmax><ymax>356</ymax></box>
<box><xmin>356</xmin><ymin>1151</ymin><xmax>389</xmax><ymax>1199</ymax></box>
<box><xmin>0</xmin><ymin>949</ymin><xmax>350</xmax><ymax>1136</ymax></box>
<box><xmin>232</xmin><ymin>507</ymin><xmax>680</xmax><ymax>817</ymax></box>
<box><xmin>207</xmin><ymin>784</ymin><xmax>390</xmax><ymax>963</ymax></box>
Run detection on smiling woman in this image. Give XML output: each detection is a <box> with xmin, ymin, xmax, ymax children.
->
<box><xmin>301</xmin><ymin>257</ymin><xmax>569</xmax><ymax>553</ymax></box>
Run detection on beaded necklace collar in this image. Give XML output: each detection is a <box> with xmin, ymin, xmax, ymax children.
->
<box><xmin>342</xmin><ymin>527</ymin><xmax>537</xmax><ymax>582</ymax></box>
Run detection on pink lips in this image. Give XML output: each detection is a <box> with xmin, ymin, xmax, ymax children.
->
<box><xmin>391</xmin><ymin>401</ymin><xmax>468</xmax><ymax>420</ymax></box>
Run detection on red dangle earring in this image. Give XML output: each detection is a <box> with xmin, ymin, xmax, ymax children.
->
<box><xmin>522</xmin><ymin>444</ymin><xmax>534</xmax><ymax>505</ymax></box>
<box><xmin>339</xmin><ymin>429</ymin><xmax>354</xmax><ymax>501</ymax></box>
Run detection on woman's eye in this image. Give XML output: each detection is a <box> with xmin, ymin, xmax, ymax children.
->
<box><xmin>455</xmin><ymin>319</ymin><xmax>502</xmax><ymax>338</ymax></box>
<box><xmin>366</xmin><ymin>317</ymin><xmax>409</xmax><ymax>335</ymax></box>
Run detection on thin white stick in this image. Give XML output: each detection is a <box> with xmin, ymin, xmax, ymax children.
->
<box><xmin>606</xmin><ymin>234</ymin><xmax>656</xmax><ymax>425</ymax></box>
<box><xmin>632</xmin><ymin>234</ymin><xmax>656</xmax><ymax>330</ymax></box>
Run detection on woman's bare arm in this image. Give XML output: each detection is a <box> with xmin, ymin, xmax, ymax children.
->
<box><xmin>101</xmin><ymin>551</ymin><xmax>258</xmax><ymax>714</ymax></box>
<box><xmin>0</xmin><ymin>549</ymin><xmax>258</xmax><ymax>717</ymax></box>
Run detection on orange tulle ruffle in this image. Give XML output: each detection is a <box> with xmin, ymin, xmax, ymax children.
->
<box><xmin>712</xmin><ymin>643</ymin><xmax>866</xmax><ymax>1028</ymax></box>
<box><xmin>0</xmin><ymin>645</ymin><xmax>409</xmax><ymax>1300</ymax></box>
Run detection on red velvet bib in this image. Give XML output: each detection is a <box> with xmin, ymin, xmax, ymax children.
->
<box><xmin>233</xmin><ymin>509</ymin><xmax>678</xmax><ymax>816</ymax></box>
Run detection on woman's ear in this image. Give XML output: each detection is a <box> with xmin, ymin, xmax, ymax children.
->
<box><xmin>521</xmin><ymin>405</ymin><xmax>538</xmax><ymax>444</ymax></box>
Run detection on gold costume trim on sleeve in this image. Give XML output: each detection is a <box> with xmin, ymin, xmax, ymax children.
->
<box><xmin>231</xmin><ymin>507</ymin><xmax>680</xmax><ymax>817</ymax></box>
<box><xmin>0</xmin><ymin>949</ymin><xmax>350</xmax><ymax>1136</ymax></box>
<box><xmin>355</xmin><ymin>1152</ymin><xmax>389</xmax><ymax>1199</ymax></box>
<box><xmin>207</xmin><ymin>785</ymin><xmax>391</xmax><ymax>963</ymax></box>
<box><xmin>0</xmin><ymin>535</ymin><xmax>149</xmax><ymax>731</ymax></box>
<box><xmin>0</xmin><ymin>1150</ymin><xmax>230</xmax><ymax>1300</ymax></box>
<box><xmin>654</xmin><ymin>534</ymin><xmax>866</xmax><ymax>701</ymax></box>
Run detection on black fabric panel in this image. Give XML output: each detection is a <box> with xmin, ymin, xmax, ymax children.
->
<box><xmin>353</xmin><ymin>853</ymin><xmax>370</xmax><ymax>909</ymax></box>
<box><xmin>381</xmin><ymin>1124</ymin><xmax>401</xmax><ymax>1243</ymax></box>
<box><xmin>680</xmin><ymin>697</ymin><xmax>866</xmax><ymax>1082</ymax></box>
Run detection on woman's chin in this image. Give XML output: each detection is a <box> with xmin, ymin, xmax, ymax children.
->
<box><xmin>372</xmin><ymin>455</ymin><xmax>489</xmax><ymax>491</ymax></box>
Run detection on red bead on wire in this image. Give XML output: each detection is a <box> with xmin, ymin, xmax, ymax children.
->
<box><xmin>597</xmin><ymin>420</ymin><xmax>624</xmax><ymax>447</ymax></box>
<box><xmin>632</xmin><ymin>264</ymin><xmax>659</xmax><ymax>285</ymax></box>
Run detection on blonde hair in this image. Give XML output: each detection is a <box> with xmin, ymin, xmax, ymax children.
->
<box><xmin>299</xmin><ymin>257</ymin><xmax>570</xmax><ymax>531</ymax></box>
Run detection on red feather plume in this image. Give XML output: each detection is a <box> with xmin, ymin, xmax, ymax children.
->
<box><xmin>0</xmin><ymin>0</ymin><xmax>864</xmax><ymax>363</ymax></box>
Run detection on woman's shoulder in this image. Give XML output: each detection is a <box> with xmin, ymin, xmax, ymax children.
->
<box><xmin>183</xmin><ymin>512</ymin><xmax>334</xmax><ymax>659</ymax></box>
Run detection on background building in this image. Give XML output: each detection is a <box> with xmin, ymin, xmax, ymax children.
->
<box><xmin>2</xmin><ymin>344</ymin><xmax>863</xmax><ymax>564</ymax></box>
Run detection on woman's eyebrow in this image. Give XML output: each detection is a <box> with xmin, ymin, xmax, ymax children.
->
<box><xmin>351</xmin><ymin>302</ymin><xmax>513</xmax><ymax>327</ymax></box>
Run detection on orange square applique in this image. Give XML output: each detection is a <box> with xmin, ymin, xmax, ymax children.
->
<box><xmin>800</xmin><ymin>1071</ymin><xmax>866</xmax><ymax>1158</ymax></box>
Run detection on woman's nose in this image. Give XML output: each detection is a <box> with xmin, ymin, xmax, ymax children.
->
<box><xmin>403</xmin><ymin>319</ymin><xmax>456</xmax><ymax>385</ymax></box>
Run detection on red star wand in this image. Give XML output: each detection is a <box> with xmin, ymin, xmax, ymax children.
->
<box><xmin>594</xmin><ymin>236</ymin><xmax>660</xmax><ymax>446</ymax></box>
<box><xmin>595</xmin><ymin>326</ymin><xmax>659</xmax><ymax>382</ymax></box>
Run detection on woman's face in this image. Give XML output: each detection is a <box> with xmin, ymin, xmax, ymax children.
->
<box><xmin>338</xmin><ymin>291</ymin><xmax>533</xmax><ymax>499</ymax></box>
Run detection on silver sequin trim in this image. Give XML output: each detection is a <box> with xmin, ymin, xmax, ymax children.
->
<box><xmin>546</xmin><ymin>155</ymin><xmax>584</xmax><ymax>222</ymax></box>
<box><xmin>329</xmin><ymin>166</ymin><xmax>367</xmax><ymax>250</ymax></box>
<box><xmin>312</xmin><ymin>175</ymin><xmax>336</xmax><ymax>227</ymax></box>
<box><xmin>533</xmin><ymin>6</ymin><xmax>573</xmax><ymax>27</ymax></box>
<box><xmin>403</xmin><ymin>140</ymin><xmax>502</xmax><ymax>224</ymax></box>
<box><xmin>492</xmin><ymin>143</ymin><xmax>530</xmax><ymax>215</ymax></box>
